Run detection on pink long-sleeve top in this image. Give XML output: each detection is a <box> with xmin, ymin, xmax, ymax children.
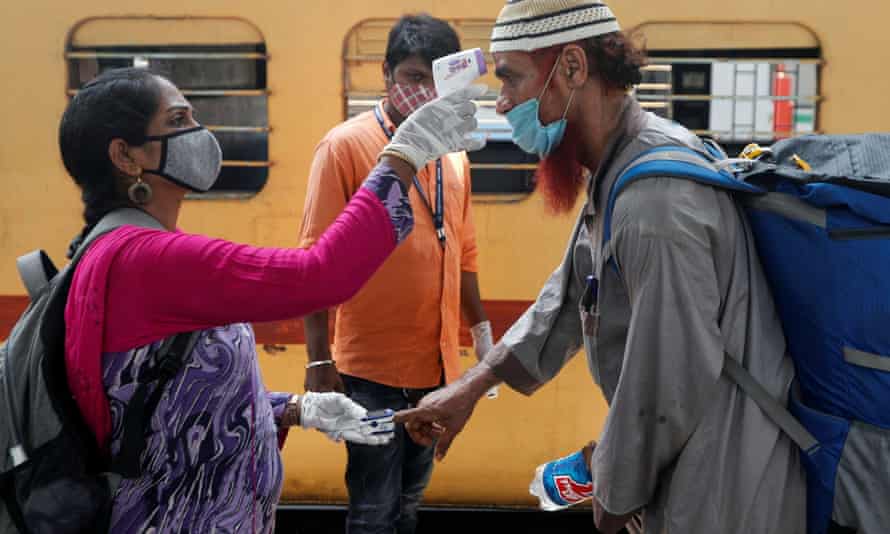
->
<box><xmin>65</xmin><ymin>168</ymin><xmax>413</xmax><ymax>449</ymax></box>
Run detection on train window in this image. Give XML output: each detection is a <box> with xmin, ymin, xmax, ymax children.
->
<box><xmin>343</xmin><ymin>19</ymin><xmax>536</xmax><ymax>202</ymax></box>
<box><xmin>65</xmin><ymin>17</ymin><xmax>269</xmax><ymax>199</ymax></box>
<box><xmin>344</xmin><ymin>19</ymin><xmax>822</xmax><ymax>198</ymax></box>
<box><xmin>634</xmin><ymin>21</ymin><xmax>822</xmax><ymax>155</ymax></box>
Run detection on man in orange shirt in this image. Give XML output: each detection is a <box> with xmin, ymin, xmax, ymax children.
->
<box><xmin>298</xmin><ymin>15</ymin><xmax>491</xmax><ymax>534</ymax></box>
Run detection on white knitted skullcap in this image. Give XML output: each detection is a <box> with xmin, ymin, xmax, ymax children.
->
<box><xmin>490</xmin><ymin>0</ymin><xmax>621</xmax><ymax>53</ymax></box>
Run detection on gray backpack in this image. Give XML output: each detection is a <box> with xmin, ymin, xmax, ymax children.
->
<box><xmin>0</xmin><ymin>209</ymin><xmax>197</xmax><ymax>534</ymax></box>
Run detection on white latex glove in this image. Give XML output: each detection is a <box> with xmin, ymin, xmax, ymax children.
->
<box><xmin>300</xmin><ymin>392</ymin><xmax>393</xmax><ymax>445</ymax></box>
<box><xmin>470</xmin><ymin>320</ymin><xmax>494</xmax><ymax>360</ymax></box>
<box><xmin>470</xmin><ymin>321</ymin><xmax>499</xmax><ymax>399</ymax></box>
<box><xmin>385</xmin><ymin>84</ymin><xmax>488</xmax><ymax>171</ymax></box>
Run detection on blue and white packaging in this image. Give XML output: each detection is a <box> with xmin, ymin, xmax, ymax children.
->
<box><xmin>360</xmin><ymin>408</ymin><xmax>395</xmax><ymax>435</ymax></box>
<box><xmin>529</xmin><ymin>450</ymin><xmax>594</xmax><ymax>511</ymax></box>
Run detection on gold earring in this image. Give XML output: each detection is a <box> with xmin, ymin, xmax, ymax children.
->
<box><xmin>128</xmin><ymin>174</ymin><xmax>153</xmax><ymax>205</ymax></box>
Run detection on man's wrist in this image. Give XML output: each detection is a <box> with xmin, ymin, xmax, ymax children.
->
<box><xmin>582</xmin><ymin>440</ymin><xmax>596</xmax><ymax>467</ymax></box>
<box><xmin>463</xmin><ymin>361</ymin><xmax>501</xmax><ymax>399</ymax></box>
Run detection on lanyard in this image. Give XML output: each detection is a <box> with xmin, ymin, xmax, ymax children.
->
<box><xmin>374</xmin><ymin>105</ymin><xmax>445</xmax><ymax>247</ymax></box>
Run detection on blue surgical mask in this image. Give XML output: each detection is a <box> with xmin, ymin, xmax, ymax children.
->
<box><xmin>506</xmin><ymin>57</ymin><xmax>575</xmax><ymax>158</ymax></box>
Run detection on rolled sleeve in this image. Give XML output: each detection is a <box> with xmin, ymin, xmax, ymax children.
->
<box><xmin>486</xmin><ymin>208</ymin><xmax>592</xmax><ymax>395</ymax></box>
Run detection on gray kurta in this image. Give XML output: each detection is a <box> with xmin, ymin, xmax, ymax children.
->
<box><xmin>488</xmin><ymin>99</ymin><xmax>806</xmax><ymax>533</ymax></box>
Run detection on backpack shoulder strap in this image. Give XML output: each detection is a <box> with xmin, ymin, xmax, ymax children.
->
<box><xmin>71</xmin><ymin>208</ymin><xmax>166</xmax><ymax>264</ymax></box>
<box><xmin>723</xmin><ymin>356</ymin><xmax>819</xmax><ymax>453</ymax></box>
<box><xmin>602</xmin><ymin>145</ymin><xmax>763</xmax><ymax>246</ymax></box>
<box><xmin>110</xmin><ymin>330</ymin><xmax>201</xmax><ymax>478</ymax></box>
<box><xmin>15</xmin><ymin>209</ymin><xmax>162</xmax><ymax>300</ymax></box>
<box><xmin>15</xmin><ymin>250</ymin><xmax>58</xmax><ymax>301</ymax></box>
<box><xmin>66</xmin><ymin>208</ymin><xmax>178</xmax><ymax>478</ymax></box>
<box><xmin>600</xmin><ymin>145</ymin><xmax>819</xmax><ymax>454</ymax></box>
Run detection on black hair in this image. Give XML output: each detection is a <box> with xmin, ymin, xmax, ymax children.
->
<box><xmin>384</xmin><ymin>14</ymin><xmax>461</xmax><ymax>71</ymax></box>
<box><xmin>580</xmin><ymin>31</ymin><xmax>646</xmax><ymax>90</ymax></box>
<box><xmin>58</xmin><ymin>67</ymin><xmax>162</xmax><ymax>256</ymax></box>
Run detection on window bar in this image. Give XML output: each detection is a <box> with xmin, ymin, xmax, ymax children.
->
<box><xmin>730</xmin><ymin>64</ymin><xmax>738</xmax><ymax>141</ymax></box>
<box><xmin>636</xmin><ymin>83</ymin><xmax>672</xmax><ymax>91</ymax></box>
<box><xmin>205</xmin><ymin>125</ymin><xmax>271</xmax><ymax>133</ymax></box>
<box><xmin>221</xmin><ymin>160</ymin><xmax>273</xmax><ymax>168</ymax></box>
<box><xmin>648</xmin><ymin>57</ymin><xmax>822</xmax><ymax>66</ymax></box>
<box><xmin>667</xmin><ymin>66</ymin><xmax>674</xmax><ymax>120</ymax></box>
<box><xmin>752</xmin><ymin>63</ymin><xmax>759</xmax><ymax>141</ymax></box>
<box><xmin>66</xmin><ymin>89</ymin><xmax>269</xmax><ymax>97</ymax></box>
<box><xmin>66</xmin><ymin>51</ymin><xmax>269</xmax><ymax>60</ymax></box>
<box><xmin>691</xmin><ymin>129</ymin><xmax>822</xmax><ymax>137</ymax></box>
<box><xmin>635</xmin><ymin>94</ymin><xmax>819</xmax><ymax>102</ymax></box>
<box><xmin>642</xmin><ymin>64</ymin><xmax>672</xmax><ymax>72</ymax></box>
<box><xmin>348</xmin><ymin>98</ymin><xmax>498</xmax><ymax>107</ymax></box>
<box><xmin>793</xmin><ymin>62</ymin><xmax>800</xmax><ymax>135</ymax></box>
<box><xmin>469</xmin><ymin>163</ymin><xmax>538</xmax><ymax>171</ymax></box>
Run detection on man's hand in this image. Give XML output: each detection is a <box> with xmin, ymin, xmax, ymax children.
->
<box><xmin>587</xmin><ymin>437</ymin><xmax>636</xmax><ymax>534</ymax></box>
<box><xmin>582</xmin><ymin>439</ymin><xmax>596</xmax><ymax>467</ymax></box>
<box><xmin>304</xmin><ymin>364</ymin><xmax>345</xmax><ymax>393</ymax></box>
<box><xmin>394</xmin><ymin>362</ymin><xmax>500</xmax><ymax>460</ymax></box>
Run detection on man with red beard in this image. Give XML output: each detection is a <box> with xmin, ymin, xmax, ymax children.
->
<box><xmin>396</xmin><ymin>1</ymin><xmax>806</xmax><ymax>533</ymax></box>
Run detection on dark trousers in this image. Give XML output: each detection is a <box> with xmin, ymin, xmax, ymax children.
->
<box><xmin>342</xmin><ymin>375</ymin><xmax>437</xmax><ymax>534</ymax></box>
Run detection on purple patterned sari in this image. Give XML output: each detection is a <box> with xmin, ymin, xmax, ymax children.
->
<box><xmin>102</xmin><ymin>323</ymin><xmax>290</xmax><ymax>533</ymax></box>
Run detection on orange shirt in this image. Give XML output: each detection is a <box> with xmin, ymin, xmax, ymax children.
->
<box><xmin>299</xmin><ymin>102</ymin><xmax>478</xmax><ymax>388</ymax></box>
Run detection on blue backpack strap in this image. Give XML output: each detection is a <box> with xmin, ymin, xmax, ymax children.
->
<box><xmin>602</xmin><ymin>145</ymin><xmax>763</xmax><ymax>247</ymax></box>
<box><xmin>600</xmin><ymin>145</ymin><xmax>819</xmax><ymax>454</ymax></box>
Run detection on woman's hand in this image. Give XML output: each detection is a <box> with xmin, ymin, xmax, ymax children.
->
<box><xmin>299</xmin><ymin>392</ymin><xmax>393</xmax><ymax>446</ymax></box>
<box><xmin>382</xmin><ymin>84</ymin><xmax>488</xmax><ymax>171</ymax></box>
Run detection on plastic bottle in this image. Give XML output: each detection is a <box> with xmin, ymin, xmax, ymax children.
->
<box><xmin>529</xmin><ymin>450</ymin><xmax>594</xmax><ymax>511</ymax></box>
<box><xmin>432</xmin><ymin>48</ymin><xmax>488</xmax><ymax>97</ymax></box>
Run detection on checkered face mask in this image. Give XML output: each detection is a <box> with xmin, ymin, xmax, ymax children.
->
<box><xmin>388</xmin><ymin>82</ymin><xmax>438</xmax><ymax>118</ymax></box>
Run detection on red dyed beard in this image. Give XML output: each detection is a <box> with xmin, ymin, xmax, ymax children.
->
<box><xmin>535</xmin><ymin>123</ymin><xmax>586</xmax><ymax>214</ymax></box>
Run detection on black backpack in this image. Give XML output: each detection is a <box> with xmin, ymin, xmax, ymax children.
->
<box><xmin>0</xmin><ymin>209</ymin><xmax>197</xmax><ymax>534</ymax></box>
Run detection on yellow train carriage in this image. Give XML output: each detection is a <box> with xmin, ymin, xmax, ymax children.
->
<box><xmin>1</xmin><ymin>0</ymin><xmax>888</xmax><ymax>509</ymax></box>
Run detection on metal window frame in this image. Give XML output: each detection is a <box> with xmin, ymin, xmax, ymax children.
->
<box><xmin>342</xmin><ymin>18</ymin><xmax>826</xmax><ymax>200</ymax></box>
<box><xmin>64</xmin><ymin>16</ymin><xmax>272</xmax><ymax>200</ymax></box>
<box><xmin>637</xmin><ymin>56</ymin><xmax>823</xmax><ymax>141</ymax></box>
<box><xmin>635</xmin><ymin>19</ymin><xmax>824</xmax><ymax>144</ymax></box>
<box><xmin>342</xmin><ymin>17</ymin><xmax>541</xmax><ymax>203</ymax></box>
